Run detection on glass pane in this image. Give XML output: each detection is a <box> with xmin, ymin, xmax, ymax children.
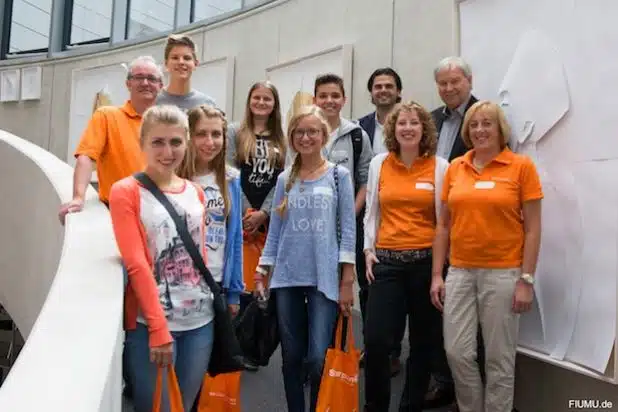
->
<box><xmin>70</xmin><ymin>0</ymin><xmax>113</xmax><ymax>44</ymax></box>
<box><xmin>128</xmin><ymin>0</ymin><xmax>175</xmax><ymax>39</ymax></box>
<box><xmin>9</xmin><ymin>0</ymin><xmax>52</xmax><ymax>53</ymax></box>
<box><xmin>192</xmin><ymin>0</ymin><xmax>242</xmax><ymax>22</ymax></box>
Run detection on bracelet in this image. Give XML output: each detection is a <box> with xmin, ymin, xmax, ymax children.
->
<box><xmin>255</xmin><ymin>266</ymin><xmax>268</xmax><ymax>276</ymax></box>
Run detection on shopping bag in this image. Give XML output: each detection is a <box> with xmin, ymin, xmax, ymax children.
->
<box><xmin>197</xmin><ymin>372</ymin><xmax>242</xmax><ymax>412</ymax></box>
<box><xmin>242</xmin><ymin>209</ymin><xmax>267</xmax><ymax>292</ymax></box>
<box><xmin>316</xmin><ymin>316</ymin><xmax>361</xmax><ymax>412</ymax></box>
<box><xmin>235</xmin><ymin>294</ymin><xmax>279</xmax><ymax>366</ymax></box>
<box><xmin>153</xmin><ymin>366</ymin><xmax>184</xmax><ymax>412</ymax></box>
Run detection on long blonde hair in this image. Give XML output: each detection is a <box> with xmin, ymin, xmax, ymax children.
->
<box><xmin>177</xmin><ymin>104</ymin><xmax>231</xmax><ymax>217</ymax></box>
<box><xmin>235</xmin><ymin>81</ymin><xmax>286</xmax><ymax>167</ymax></box>
<box><xmin>276</xmin><ymin>105</ymin><xmax>330</xmax><ymax>216</ymax></box>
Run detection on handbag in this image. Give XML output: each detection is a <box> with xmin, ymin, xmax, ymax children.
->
<box><xmin>315</xmin><ymin>315</ymin><xmax>361</xmax><ymax>412</ymax></box>
<box><xmin>153</xmin><ymin>366</ymin><xmax>184</xmax><ymax>412</ymax></box>
<box><xmin>134</xmin><ymin>172</ymin><xmax>244</xmax><ymax>376</ymax></box>
<box><xmin>197</xmin><ymin>371</ymin><xmax>242</xmax><ymax>412</ymax></box>
<box><xmin>234</xmin><ymin>293</ymin><xmax>279</xmax><ymax>366</ymax></box>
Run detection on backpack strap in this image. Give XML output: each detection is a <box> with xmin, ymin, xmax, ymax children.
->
<box><xmin>350</xmin><ymin>128</ymin><xmax>363</xmax><ymax>191</ymax></box>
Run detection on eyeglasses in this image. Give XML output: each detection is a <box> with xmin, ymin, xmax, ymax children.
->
<box><xmin>127</xmin><ymin>74</ymin><xmax>161</xmax><ymax>83</ymax></box>
<box><xmin>292</xmin><ymin>128</ymin><xmax>321</xmax><ymax>139</ymax></box>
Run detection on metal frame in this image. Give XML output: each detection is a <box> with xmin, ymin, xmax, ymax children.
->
<box><xmin>0</xmin><ymin>0</ymin><xmax>282</xmax><ymax>64</ymax></box>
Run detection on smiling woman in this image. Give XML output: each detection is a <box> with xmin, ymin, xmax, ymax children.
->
<box><xmin>156</xmin><ymin>34</ymin><xmax>217</xmax><ymax>112</ymax></box>
<box><xmin>108</xmin><ymin>105</ymin><xmax>218</xmax><ymax>412</ymax></box>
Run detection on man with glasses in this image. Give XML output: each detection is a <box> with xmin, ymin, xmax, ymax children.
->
<box><xmin>58</xmin><ymin>55</ymin><xmax>163</xmax><ymax>401</ymax></box>
<box><xmin>59</xmin><ymin>55</ymin><xmax>163</xmax><ymax>221</ymax></box>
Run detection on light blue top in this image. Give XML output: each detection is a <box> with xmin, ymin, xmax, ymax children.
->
<box><xmin>258</xmin><ymin>164</ymin><xmax>356</xmax><ymax>303</ymax></box>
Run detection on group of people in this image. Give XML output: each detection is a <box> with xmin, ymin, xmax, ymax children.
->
<box><xmin>58</xmin><ymin>32</ymin><xmax>543</xmax><ymax>412</ymax></box>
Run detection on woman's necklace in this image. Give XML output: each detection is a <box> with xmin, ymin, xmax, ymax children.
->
<box><xmin>299</xmin><ymin>159</ymin><xmax>327</xmax><ymax>192</ymax></box>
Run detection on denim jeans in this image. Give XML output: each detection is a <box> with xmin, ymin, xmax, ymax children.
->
<box><xmin>364</xmin><ymin>256</ymin><xmax>441</xmax><ymax>412</ymax></box>
<box><xmin>276</xmin><ymin>286</ymin><xmax>339</xmax><ymax>412</ymax></box>
<box><xmin>125</xmin><ymin>321</ymin><xmax>214</xmax><ymax>412</ymax></box>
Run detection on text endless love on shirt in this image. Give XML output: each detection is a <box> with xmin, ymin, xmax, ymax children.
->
<box><xmin>286</xmin><ymin>187</ymin><xmax>335</xmax><ymax>233</ymax></box>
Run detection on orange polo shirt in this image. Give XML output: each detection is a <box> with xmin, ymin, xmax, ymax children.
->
<box><xmin>376</xmin><ymin>154</ymin><xmax>437</xmax><ymax>250</ymax></box>
<box><xmin>441</xmin><ymin>149</ymin><xmax>543</xmax><ymax>268</ymax></box>
<box><xmin>74</xmin><ymin>101</ymin><xmax>145</xmax><ymax>203</ymax></box>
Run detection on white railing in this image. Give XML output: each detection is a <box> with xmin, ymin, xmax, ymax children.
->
<box><xmin>0</xmin><ymin>130</ymin><xmax>124</xmax><ymax>412</ymax></box>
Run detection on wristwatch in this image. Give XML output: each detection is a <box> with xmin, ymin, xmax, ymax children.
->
<box><xmin>520</xmin><ymin>273</ymin><xmax>535</xmax><ymax>285</ymax></box>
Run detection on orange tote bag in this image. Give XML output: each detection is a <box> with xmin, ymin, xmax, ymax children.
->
<box><xmin>153</xmin><ymin>366</ymin><xmax>184</xmax><ymax>412</ymax></box>
<box><xmin>197</xmin><ymin>372</ymin><xmax>242</xmax><ymax>412</ymax></box>
<box><xmin>316</xmin><ymin>316</ymin><xmax>361</xmax><ymax>412</ymax></box>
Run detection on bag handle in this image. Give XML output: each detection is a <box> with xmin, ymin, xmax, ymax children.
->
<box><xmin>134</xmin><ymin>173</ymin><xmax>222</xmax><ymax>298</ymax></box>
<box><xmin>334</xmin><ymin>315</ymin><xmax>355</xmax><ymax>353</ymax></box>
<box><xmin>153</xmin><ymin>366</ymin><xmax>184</xmax><ymax>412</ymax></box>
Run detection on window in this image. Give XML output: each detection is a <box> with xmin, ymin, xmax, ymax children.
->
<box><xmin>191</xmin><ymin>0</ymin><xmax>241</xmax><ymax>23</ymax></box>
<box><xmin>68</xmin><ymin>0</ymin><xmax>113</xmax><ymax>45</ymax></box>
<box><xmin>7</xmin><ymin>0</ymin><xmax>52</xmax><ymax>54</ymax></box>
<box><xmin>127</xmin><ymin>0</ymin><xmax>175</xmax><ymax>39</ymax></box>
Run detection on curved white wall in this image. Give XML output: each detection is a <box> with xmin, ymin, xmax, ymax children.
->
<box><xmin>0</xmin><ymin>130</ymin><xmax>124</xmax><ymax>412</ymax></box>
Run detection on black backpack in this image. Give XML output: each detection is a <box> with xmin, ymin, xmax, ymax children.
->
<box><xmin>350</xmin><ymin>128</ymin><xmax>363</xmax><ymax>192</ymax></box>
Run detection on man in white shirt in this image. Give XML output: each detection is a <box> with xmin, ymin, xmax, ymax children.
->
<box><xmin>358</xmin><ymin>68</ymin><xmax>403</xmax><ymax>155</ymax></box>
<box><xmin>357</xmin><ymin>68</ymin><xmax>404</xmax><ymax>376</ymax></box>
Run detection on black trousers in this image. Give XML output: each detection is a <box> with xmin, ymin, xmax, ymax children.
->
<box><xmin>356</xmin><ymin>216</ymin><xmax>405</xmax><ymax>358</ymax></box>
<box><xmin>364</xmin><ymin>256</ymin><xmax>440</xmax><ymax>412</ymax></box>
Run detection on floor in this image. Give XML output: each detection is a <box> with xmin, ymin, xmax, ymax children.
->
<box><xmin>122</xmin><ymin>311</ymin><xmax>454</xmax><ymax>412</ymax></box>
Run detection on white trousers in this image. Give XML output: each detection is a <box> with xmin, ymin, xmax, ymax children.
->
<box><xmin>443</xmin><ymin>266</ymin><xmax>521</xmax><ymax>412</ymax></box>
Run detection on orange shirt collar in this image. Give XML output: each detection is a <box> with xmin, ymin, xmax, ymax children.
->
<box><xmin>120</xmin><ymin>100</ymin><xmax>141</xmax><ymax>119</ymax></box>
<box><xmin>462</xmin><ymin>148</ymin><xmax>514</xmax><ymax>168</ymax></box>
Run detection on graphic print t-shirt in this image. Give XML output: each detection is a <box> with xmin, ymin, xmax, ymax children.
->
<box><xmin>240</xmin><ymin>135</ymin><xmax>283</xmax><ymax>210</ymax></box>
<box><xmin>194</xmin><ymin>173</ymin><xmax>227</xmax><ymax>283</ymax></box>
<box><xmin>137</xmin><ymin>181</ymin><xmax>214</xmax><ymax>331</ymax></box>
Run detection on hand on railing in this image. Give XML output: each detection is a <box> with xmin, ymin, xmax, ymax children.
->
<box><xmin>58</xmin><ymin>198</ymin><xmax>85</xmax><ymax>225</ymax></box>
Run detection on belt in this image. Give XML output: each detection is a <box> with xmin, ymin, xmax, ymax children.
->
<box><xmin>375</xmin><ymin>248</ymin><xmax>432</xmax><ymax>264</ymax></box>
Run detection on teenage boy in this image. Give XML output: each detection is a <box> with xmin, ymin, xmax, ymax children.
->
<box><xmin>313</xmin><ymin>73</ymin><xmax>374</xmax><ymax>365</ymax></box>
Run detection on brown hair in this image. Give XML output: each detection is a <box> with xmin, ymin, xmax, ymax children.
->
<box><xmin>164</xmin><ymin>34</ymin><xmax>197</xmax><ymax>61</ymax></box>
<box><xmin>276</xmin><ymin>105</ymin><xmax>330</xmax><ymax>216</ymax></box>
<box><xmin>177</xmin><ymin>105</ymin><xmax>231</xmax><ymax>217</ymax></box>
<box><xmin>235</xmin><ymin>81</ymin><xmax>286</xmax><ymax>167</ymax></box>
<box><xmin>461</xmin><ymin>100</ymin><xmax>511</xmax><ymax>149</ymax></box>
<box><xmin>314</xmin><ymin>73</ymin><xmax>345</xmax><ymax>97</ymax></box>
<box><xmin>383</xmin><ymin>101</ymin><xmax>437</xmax><ymax>156</ymax></box>
<box><xmin>139</xmin><ymin>104</ymin><xmax>189</xmax><ymax>147</ymax></box>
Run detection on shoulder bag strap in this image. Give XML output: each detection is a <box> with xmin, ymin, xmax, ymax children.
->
<box><xmin>333</xmin><ymin>165</ymin><xmax>341</xmax><ymax>245</ymax></box>
<box><xmin>133</xmin><ymin>172</ymin><xmax>222</xmax><ymax>297</ymax></box>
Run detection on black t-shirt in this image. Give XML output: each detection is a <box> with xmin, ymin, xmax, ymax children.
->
<box><xmin>239</xmin><ymin>135</ymin><xmax>283</xmax><ymax>210</ymax></box>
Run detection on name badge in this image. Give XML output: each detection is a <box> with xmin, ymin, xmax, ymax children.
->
<box><xmin>415</xmin><ymin>182</ymin><xmax>434</xmax><ymax>191</ymax></box>
<box><xmin>474</xmin><ymin>181</ymin><xmax>496</xmax><ymax>190</ymax></box>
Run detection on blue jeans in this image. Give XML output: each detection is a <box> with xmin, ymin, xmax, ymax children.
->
<box><xmin>276</xmin><ymin>287</ymin><xmax>339</xmax><ymax>412</ymax></box>
<box><xmin>125</xmin><ymin>321</ymin><xmax>214</xmax><ymax>412</ymax></box>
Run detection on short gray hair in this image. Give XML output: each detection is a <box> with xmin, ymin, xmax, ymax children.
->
<box><xmin>125</xmin><ymin>55</ymin><xmax>163</xmax><ymax>80</ymax></box>
<box><xmin>434</xmin><ymin>56</ymin><xmax>472</xmax><ymax>80</ymax></box>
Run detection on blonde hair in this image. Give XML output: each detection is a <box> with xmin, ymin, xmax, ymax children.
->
<box><xmin>461</xmin><ymin>100</ymin><xmax>511</xmax><ymax>149</ymax></box>
<box><xmin>164</xmin><ymin>34</ymin><xmax>197</xmax><ymax>61</ymax></box>
<box><xmin>139</xmin><ymin>104</ymin><xmax>189</xmax><ymax>147</ymax></box>
<box><xmin>383</xmin><ymin>101</ymin><xmax>437</xmax><ymax>156</ymax></box>
<box><xmin>276</xmin><ymin>105</ymin><xmax>330</xmax><ymax>216</ymax></box>
<box><xmin>235</xmin><ymin>81</ymin><xmax>286</xmax><ymax>167</ymax></box>
<box><xmin>287</xmin><ymin>91</ymin><xmax>314</xmax><ymax>126</ymax></box>
<box><xmin>177</xmin><ymin>104</ymin><xmax>231</xmax><ymax>218</ymax></box>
